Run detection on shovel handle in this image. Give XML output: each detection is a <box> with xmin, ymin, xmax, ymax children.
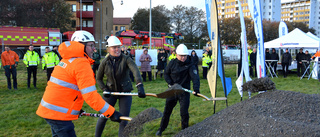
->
<box><xmin>103</xmin><ymin>91</ymin><xmax>157</xmax><ymax>98</ymax></box>
<box><xmin>81</xmin><ymin>112</ymin><xmax>132</xmax><ymax>121</ymax></box>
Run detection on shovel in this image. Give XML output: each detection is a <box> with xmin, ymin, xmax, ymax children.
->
<box><xmin>169</xmin><ymin>84</ymin><xmax>227</xmax><ymax>101</ymax></box>
<box><xmin>103</xmin><ymin>85</ymin><xmax>184</xmax><ymax>98</ymax></box>
<box><xmin>80</xmin><ymin>112</ymin><xmax>132</xmax><ymax>121</ymax></box>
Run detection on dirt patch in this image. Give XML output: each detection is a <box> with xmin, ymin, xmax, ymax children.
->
<box><xmin>122</xmin><ymin>107</ymin><xmax>163</xmax><ymax>137</ymax></box>
<box><xmin>242</xmin><ymin>77</ymin><xmax>276</xmax><ymax>93</ymax></box>
<box><xmin>176</xmin><ymin>90</ymin><xmax>320</xmax><ymax>137</ymax></box>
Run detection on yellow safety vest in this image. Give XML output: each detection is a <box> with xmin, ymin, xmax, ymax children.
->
<box><xmin>202</xmin><ymin>54</ymin><xmax>212</xmax><ymax>67</ymax></box>
<box><xmin>42</xmin><ymin>51</ymin><xmax>60</xmax><ymax>69</ymax></box>
<box><xmin>23</xmin><ymin>50</ymin><xmax>40</xmax><ymax>67</ymax></box>
<box><xmin>168</xmin><ymin>54</ymin><xmax>176</xmax><ymax>61</ymax></box>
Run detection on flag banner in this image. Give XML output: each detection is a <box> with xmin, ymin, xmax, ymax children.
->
<box><xmin>235</xmin><ymin>0</ymin><xmax>252</xmax><ymax>96</ymax></box>
<box><xmin>248</xmin><ymin>0</ymin><xmax>265</xmax><ymax>78</ymax></box>
<box><xmin>279</xmin><ymin>21</ymin><xmax>288</xmax><ymax>38</ymax></box>
<box><xmin>206</xmin><ymin>0</ymin><xmax>232</xmax><ymax>103</ymax></box>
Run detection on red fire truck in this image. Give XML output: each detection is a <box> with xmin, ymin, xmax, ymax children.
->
<box><xmin>0</xmin><ymin>26</ymin><xmax>61</xmax><ymax>58</ymax></box>
<box><xmin>114</xmin><ymin>30</ymin><xmax>183</xmax><ymax>55</ymax></box>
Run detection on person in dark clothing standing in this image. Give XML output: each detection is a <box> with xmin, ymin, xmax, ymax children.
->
<box><xmin>281</xmin><ymin>48</ymin><xmax>292</xmax><ymax>78</ymax></box>
<box><xmin>157</xmin><ymin>49</ymin><xmax>167</xmax><ymax>78</ymax></box>
<box><xmin>156</xmin><ymin>44</ymin><xmax>200</xmax><ymax>136</ymax></box>
<box><xmin>270</xmin><ymin>48</ymin><xmax>279</xmax><ymax>75</ymax></box>
<box><xmin>92</xmin><ymin>49</ymin><xmax>101</xmax><ymax>76</ymax></box>
<box><xmin>250</xmin><ymin>48</ymin><xmax>257</xmax><ymax>77</ymax></box>
<box><xmin>296</xmin><ymin>48</ymin><xmax>305</xmax><ymax>77</ymax></box>
<box><xmin>23</xmin><ymin>45</ymin><xmax>40</xmax><ymax>89</ymax></box>
<box><xmin>190</xmin><ymin>50</ymin><xmax>199</xmax><ymax>72</ymax></box>
<box><xmin>303</xmin><ymin>50</ymin><xmax>312</xmax><ymax>76</ymax></box>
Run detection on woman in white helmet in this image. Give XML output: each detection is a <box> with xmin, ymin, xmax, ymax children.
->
<box><xmin>156</xmin><ymin>44</ymin><xmax>200</xmax><ymax>136</ymax></box>
<box><xmin>95</xmin><ymin>36</ymin><xmax>146</xmax><ymax>137</ymax></box>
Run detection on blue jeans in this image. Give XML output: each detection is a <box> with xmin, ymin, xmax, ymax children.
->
<box><xmin>45</xmin><ymin>119</ymin><xmax>76</xmax><ymax>137</ymax></box>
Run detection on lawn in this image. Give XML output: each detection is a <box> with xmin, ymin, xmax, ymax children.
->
<box><xmin>0</xmin><ymin>60</ymin><xmax>319</xmax><ymax>137</ymax></box>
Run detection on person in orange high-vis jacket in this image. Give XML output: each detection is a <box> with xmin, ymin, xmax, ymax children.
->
<box><xmin>1</xmin><ymin>46</ymin><xmax>19</xmax><ymax>90</ymax></box>
<box><xmin>36</xmin><ymin>30</ymin><xmax>122</xmax><ymax>137</ymax></box>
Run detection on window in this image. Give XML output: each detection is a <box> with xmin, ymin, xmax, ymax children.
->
<box><xmin>82</xmin><ymin>20</ymin><xmax>93</xmax><ymax>27</ymax></box>
<box><xmin>120</xmin><ymin>26</ymin><xmax>125</xmax><ymax>30</ymax></box>
<box><xmin>269</xmin><ymin>12</ymin><xmax>271</xmax><ymax>15</ymax></box>
<box><xmin>72</xmin><ymin>5</ymin><xmax>76</xmax><ymax>12</ymax></box>
<box><xmin>72</xmin><ymin>20</ymin><xmax>76</xmax><ymax>28</ymax></box>
<box><xmin>83</xmin><ymin>5</ymin><xmax>93</xmax><ymax>11</ymax></box>
<box><xmin>115</xmin><ymin>26</ymin><xmax>118</xmax><ymax>31</ymax></box>
<box><xmin>106</xmin><ymin>7</ymin><xmax>108</xmax><ymax>15</ymax></box>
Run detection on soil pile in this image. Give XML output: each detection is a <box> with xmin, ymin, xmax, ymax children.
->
<box><xmin>176</xmin><ymin>90</ymin><xmax>320</xmax><ymax>137</ymax></box>
<box><xmin>242</xmin><ymin>77</ymin><xmax>276</xmax><ymax>93</ymax></box>
<box><xmin>123</xmin><ymin>107</ymin><xmax>163</xmax><ymax>137</ymax></box>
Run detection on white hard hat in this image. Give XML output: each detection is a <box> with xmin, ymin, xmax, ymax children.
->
<box><xmin>106</xmin><ymin>36</ymin><xmax>122</xmax><ymax>47</ymax></box>
<box><xmin>71</xmin><ymin>30</ymin><xmax>95</xmax><ymax>42</ymax></box>
<box><xmin>176</xmin><ymin>44</ymin><xmax>188</xmax><ymax>55</ymax></box>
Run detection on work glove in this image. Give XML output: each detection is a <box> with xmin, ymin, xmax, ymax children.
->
<box><xmin>103</xmin><ymin>90</ymin><xmax>111</xmax><ymax>98</ymax></box>
<box><xmin>110</xmin><ymin>111</ymin><xmax>122</xmax><ymax>123</ymax></box>
<box><xmin>78</xmin><ymin>109</ymin><xmax>85</xmax><ymax>118</ymax></box>
<box><xmin>194</xmin><ymin>90</ymin><xmax>200</xmax><ymax>97</ymax></box>
<box><xmin>137</xmin><ymin>83</ymin><xmax>146</xmax><ymax>98</ymax></box>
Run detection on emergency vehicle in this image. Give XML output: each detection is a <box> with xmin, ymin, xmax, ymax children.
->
<box><xmin>0</xmin><ymin>26</ymin><xmax>61</xmax><ymax>58</ymax></box>
<box><xmin>114</xmin><ymin>30</ymin><xmax>183</xmax><ymax>55</ymax></box>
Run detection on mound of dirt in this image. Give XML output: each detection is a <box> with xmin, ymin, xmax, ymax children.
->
<box><xmin>242</xmin><ymin>77</ymin><xmax>276</xmax><ymax>93</ymax></box>
<box><xmin>123</xmin><ymin>107</ymin><xmax>163</xmax><ymax>137</ymax></box>
<box><xmin>176</xmin><ymin>90</ymin><xmax>320</xmax><ymax>137</ymax></box>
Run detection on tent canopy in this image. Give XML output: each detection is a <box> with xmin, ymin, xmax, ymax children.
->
<box><xmin>306</xmin><ymin>32</ymin><xmax>320</xmax><ymax>42</ymax></box>
<box><xmin>264</xmin><ymin>28</ymin><xmax>320</xmax><ymax>49</ymax></box>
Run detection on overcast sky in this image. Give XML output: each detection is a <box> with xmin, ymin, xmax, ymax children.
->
<box><xmin>112</xmin><ymin>0</ymin><xmax>206</xmax><ymax>18</ymax></box>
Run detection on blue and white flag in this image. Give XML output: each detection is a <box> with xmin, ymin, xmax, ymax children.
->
<box><xmin>236</xmin><ymin>0</ymin><xmax>251</xmax><ymax>97</ymax></box>
<box><xmin>248</xmin><ymin>0</ymin><xmax>265</xmax><ymax>78</ymax></box>
<box><xmin>279</xmin><ymin>21</ymin><xmax>288</xmax><ymax>38</ymax></box>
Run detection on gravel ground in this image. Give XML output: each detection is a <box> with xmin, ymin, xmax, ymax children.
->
<box><xmin>176</xmin><ymin>90</ymin><xmax>320</xmax><ymax>137</ymax></box>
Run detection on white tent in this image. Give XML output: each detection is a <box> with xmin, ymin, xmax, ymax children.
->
<box><xmin>306</xmin><ymin>32</ymin><xmax>320</xmax><ymax>42</ymax></box>
<box><xmin>264</xmin><ymin>28</ymin><xmax>320</xmax><ymax>49</ymax></box>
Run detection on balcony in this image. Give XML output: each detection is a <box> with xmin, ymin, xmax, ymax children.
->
<box><xmin>76</xmin><ymin>27</ymin><xmax>94</xmax><ymax>35</ymax></box>
<box><xmin>76</xmin><ymin>11</ymin><xmax>93</xmax><ymax>18</ymax></box>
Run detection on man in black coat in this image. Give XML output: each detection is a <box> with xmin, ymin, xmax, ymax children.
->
<box><xmin>250</xmin><ymin>48</ymin><xmax>257</xmax><ymax>77</ymax></box>
<box><xmin>296</xmin><ymin>48</ymin><xmax>305</xmax><ymax>77</ymax></box>
<box><xmin>281</xmin><ymin>48</ymin><xmax>292</xmax><ymax>78</ymax></box>
<box><xmin>270</xmin><ymin>48</ymin><xmax>279</xmax><ymax>75</ymax></box>
<box><xmin>156</xmin><ymin>44</ymin><xmax>200</xmax><ymax>136</ymax></box>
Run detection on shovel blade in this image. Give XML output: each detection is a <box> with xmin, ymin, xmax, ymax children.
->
<box><xmin>156</xmin><ymin>84</ymin><xmax>184</xmax><ymax>98</ymax></box>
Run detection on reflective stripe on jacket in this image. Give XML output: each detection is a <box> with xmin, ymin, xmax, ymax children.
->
<box><xmin>36</xmin><ymin>41</ymin><xmax>115</xmax><ymax>121</ymax></box>
<box><xmin>168</xmin><ymin>54</ymin><xmax>176</xmax><ymax>61</ymax></box>
<box><xmin>23</xmin><ymin>50</ymin><xmax>40</xmax><ymax>67</ymax></box>
<box><xmin>42</xmin><ymin>51</ymin><xmax>60</xmax><ymax>69</ymax></box>
<box><xmin>202</xmin><ymin>54</ymin><xmax>212</xmax><ymax>67</ymax></box>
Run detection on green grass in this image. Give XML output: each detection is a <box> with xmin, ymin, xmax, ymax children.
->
<box><xmin>0</xmin><ymin>61</ymin><xmax>319</xmax><ymax>136</ymax></box>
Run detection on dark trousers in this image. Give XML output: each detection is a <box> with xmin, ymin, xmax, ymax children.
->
<box><xmin>46</xmin><ymin>68</ymin><xmax>54</xmax><ymax>81</ymax></box>
<box><xmin>159</xmin><ymin>92</ymin><xmax>190</xmax><ymax>132</ymax></box>
<box><xmin>45</xmin><ymin>119</ymin><xmax>76</xmax><ymax>137</ymax></box>
<box><xmin>297</xmin><ymin>63</ymin><xmax>303</xmax><ymax>76</ymax></box>
<box><xmin>271</xmin><ymin>62</ymin><xmax>277</xmax><ymax>74</ymax></box>
<box><xmin>95</xmin><ymin>95</ymin><xmax>132</xmax><ymax>137</ymax></box>
<box><xmin>27</xmin><ymin>66</ymin><xmax>37</xmax><ymax>88</ymax></box>
<box><xmin>202</xmin><ymin>67</ymin><xmax>208</xmax><ymax>79</ymax></box>
<box><xmin>142</xmin><ymin>71</ymin><xmax>152</xmax><ymax>81</ymax></box>
<box><xmin>5</xmin><ymin>66</ymin><xmax>17</xmax><ymax>89</ymax></box>
<box><xmin>250</xmin><ymin>64</ymin><xmax>257</xmax><ymax>77</ymax></box>
<box><xmin>282</xmin><ymin>63</ymin><xmax>289</xmax><ymax>77</ymax></box>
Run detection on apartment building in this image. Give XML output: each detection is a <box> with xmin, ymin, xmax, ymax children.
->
<box><xmin>217</xmin><ymin>0</ymin><xmax>281</xmax><ymax>21</ymax></box>
<box><xmin>281</xmin><ymin>0</ymin><xmax>320</xmax><ymax>37</ymax></box>
<box><xmin>65</xmin><ymin>0</ymin><xmax>113</xmax><ymax>42</ymax></box>
<box><xmin>112</xmin><ymin>18</ymin><xmax>131</xmax><ymax>35</ymax></box>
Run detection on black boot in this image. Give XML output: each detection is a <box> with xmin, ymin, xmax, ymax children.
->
<box><xmin>156</xmin><ymin>129</ymin><xmax>162</xmax><ymax>136</ymax></box>
<box><xmin>160</xmin><ymin>73</ymin><xmax>163</xmax><ymax>78</ymax></box>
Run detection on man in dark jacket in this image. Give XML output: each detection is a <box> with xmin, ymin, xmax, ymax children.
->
<box><xmin>250</xmin><ymin>48</ymin><xmax>257</xmax><ymax>77</ymax></box>
<box><xmin>270</xmin><ymin>48</ymin><xmax>279</xmax><ymax>75</ymax></box>
<box><xmin>303</xmin><ymin>50</ymin><xmax>312</xmax><ymax>77</ymax></box>
<box><xmin>92</xmin><ymin>49</ymin><xmax>101</xmax><ymax>76</ymax></box>
<box><xmin>156</xmin><ymin>44</ymin><xmax>200</xmax><ymax>136</ymax></box>
<box><xmin>281</xmin><ymin>48</ymin><xmax>292</xmax><ymax>78</ymax></box>
<box><xmin>296</xmin><ymin>48</ymin><xmax>305</xmax><ymax>77</ymax></box>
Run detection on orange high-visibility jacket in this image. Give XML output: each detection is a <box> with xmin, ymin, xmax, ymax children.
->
<box><xmin>36</xmin><ymin>41</ymin><xmax>115</xmax><ymax>121</ymax></box>
<box><xmin>1</xmin><ymin>50</ymin><xmax>19</xmax><ymax>68</ymax></box>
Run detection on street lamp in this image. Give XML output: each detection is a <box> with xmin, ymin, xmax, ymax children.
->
<box><xmin>149</xmin><ymin>0</ymin><xmax>152</xmax><ymax>49</ymax></box>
